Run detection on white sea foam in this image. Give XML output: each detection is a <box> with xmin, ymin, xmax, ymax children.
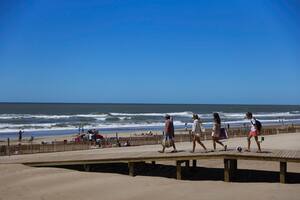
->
<box><xmin>1</xmin><ymin>110</ymin><xmax>300</xmax><ymax>134</ymax></box>
<box><xmin>0</xmin><ymin>123</ymin><xmax>56</xmax><ymax>129</ymax></box>
<box><xmin>110</xmin><ymin>111</ymin><xmax>193</xmax><ymax>117</ymax></box>
<box><xmin>218</xmin><ymin>112</ymin><xmax>300</xmax><ymax>118</ymax></box>
<box><xmin>0</xmin><ymin>114</ymin><xmax>71</xmax><ymax>119</ymax></box>
<box><xmin>1</xmin><ymin>111</ymin><xmax>299</xmax><ymax>121</ymax></box>
<box><xmin>0</xmin><ymin>113</ymin><xmax>109</xmax><ymax>120</ymax></box>
<box><xmin>118</xmin><ymin>117</ymin><xmax>132</xmax><ymax>120</ymax></box>
<box><xmin>75</xmin><ymin>114</ymin><xmax>108</xmax><ymax>118</ymax></box>
<box><xmin>0</xmin><ymin>121</ymin><xmax>184</xmax><ymax>133</ymax></box>
<box><xmin>1</xmin><ymin>118</ymin><xmax>300</xmax><ymax>134</ymax></box>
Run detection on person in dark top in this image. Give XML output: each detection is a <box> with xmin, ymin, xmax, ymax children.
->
<box><xmin>211</xmin><ymin>113</ymin><xmax>227</xmax><ymax>151</ymax></box>
<box><xmin>18</xmin><ymin>129</ymin><xmax>23</xmax><ymax>142</ymax></box>
<box><xmin>159</xmin><ymin>114</ymin><xmax>177</xmax><ymax>153</ymax></box>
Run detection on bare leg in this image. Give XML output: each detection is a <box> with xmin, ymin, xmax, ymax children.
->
<box><xmin>160</xmin><ymin>146</ymin><xmax>165</xmax><ymax>153</ymax></box>
<box><xmin>192</xmin><ymin>137</ymin><xmax>196</xmax><ymax>152</ymax></box>
<box><xmin>247</xmin><ymin>136</ymin><xmax>252</xmax><ymax>151</ymax></box>
<box><xmin>215</xmin><ymin>140</ymin><xmax>224</xmax><ymax>147</ymax></box>
<box><xmin>213</xmin><ymin>139</ymin><xmax>216</xmax><ymax>150</ymax></box>
<box><xmin>197</xmin><ymin>137</ymin><xmax>207</xmax><ymax>150</ymax></box>
<box><xmin>254</xmin><ymin>136</ymin><xmax>261</xmax><ymax>152</ymax></box>
<box><xmin>172</xmin><ymin>140</ymin><xmax>177</xmax><ymax>152</ymax></box>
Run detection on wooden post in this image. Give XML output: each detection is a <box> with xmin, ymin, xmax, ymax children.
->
<box><xmin>230</xmin><ymin>159</ymin><xmax>237</xmax><ymax>172</ymax></box>
<box><xmin>128</xmin><ymin>162</ymin><xmax>135</xmax><ymax>176</ymax></box>
<box><xmin>176</xmin><ymin>161</ymin><xmax>182</xmax><ymax>180</ymax></box>
<box><xmin>6</xmin><ymin>138</ymin><xmax>10</xmax><ymax>156</ymax></box>
<box><xmin>224</xmin><ymin>159</ymin><xmax>230</xmax><ymax>182</ymax></box>
<box><xmin>7</xmin><ymin>138</ymin><xmax>10</xmax><ymax>156</ymax></box>
<box><xmin>280</xmin><ymin>162</ymin><xmax>287</xmax><ymax>183</ymax></box>
<box><xmin>192</xmin><ymin>160</ymin><xmax>197</xmax><ymax>167</ymax></box>
<box><xmin>185</xmin><ymin>160</ymin><xmax>190</xmax><ymax>167</ymax></box>
<box><xmin>83</xmin><ymin>164</ymin><xmax>91</xmax><ymax>172</ymax></box>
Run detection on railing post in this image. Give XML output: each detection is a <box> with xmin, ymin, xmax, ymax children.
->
<box><xmin>176</xmin><ymin>161</ymin><xmax>182</xmax><ymax>180</ymax></box>
<box><xmin>192</xmin><ymin>160</ymin><xmax>197</xmax><ymax>168</ymax></box>
<box><xmin>280</xmin><ymin>162</ymin><xmax>287</xmax><ymax>183</ymax></box>
<box><xmin>224</xmin><ymin>159</ymin><xmax>230</xmax><ymax>182</ymax></box>
<box><xmin>128</xmin><ymin>162</ymin><xmax>135</xmax><ymax>176</ymax></box>
<box><xmin>7</xmin><ymin>138</ymin><xmax>10</xmax><ymax>156</ymax></box>
<box><xmin>83</xmin><ymin>164</ymin><xmax>91</xmax><ymax>172</ymax></box>
<box><xmin>185</xmin><ymin>160</ymin><xmax>190</xmax><ymax>167</ymax></box>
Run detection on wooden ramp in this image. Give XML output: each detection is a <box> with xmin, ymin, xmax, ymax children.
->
<box><xmin>1</xmin><ymin>149</ymin><xmax>300</xmax><ymax>183</ymax></box>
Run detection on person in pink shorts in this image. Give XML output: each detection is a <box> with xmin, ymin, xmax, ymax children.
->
<box><xmin>246</xmin><ymin>112</ymin><xmax>262</xmax><ymax>153</ymax></box>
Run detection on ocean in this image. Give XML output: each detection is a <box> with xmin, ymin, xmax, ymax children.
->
<box><xmin>0</xmin><ymin>103</ymin><xmax>300</xmax><ymax>139</ymax></box>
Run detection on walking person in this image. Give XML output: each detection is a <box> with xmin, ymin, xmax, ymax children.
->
<box><xmin>191</xmin><ymin>114</ymin><xmax>207</xmax><ymax>152</ymax></box>
<box><xmin>212</xmin><ymin>113</ymin><xmax>227</xmax><ymax>151</ymax></box>
<box><xmin>159</xmin><ymin>114</ymin><xmax>177</xmax><ymax>153</ymax></box>
<box><xmin>245</xmin><ymin>112</ymin><xmax>262</xmax><ymax>153</ymax></box>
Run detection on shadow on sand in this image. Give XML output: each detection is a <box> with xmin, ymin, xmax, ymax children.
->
<box><xmin>45</xmin><ymin>162</ymin><xmax>300</xmax><ymax>184</ymax></box>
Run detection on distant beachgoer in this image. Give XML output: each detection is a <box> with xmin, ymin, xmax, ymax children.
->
<box><xmin>18</xmin><ymin>129</ymin><xmax>23</xmax><ymax>142</ymax></box>
<box><xmin>184</xmin><ymin>123</ymin><xmax>188</xmax><ymax>131</ymax></box>
<box><xmin>212</xmin><ymin>113</ymin><xmax>227</xmax><ymax>151</ymax></box>
<box><xmin>124</xmin><ymin>140</ymin><xmax>131</xmax><ymax>147</ymax></box>
<box><xmin>29</xmin><ymin>136</ymin><xmax>34</xmax><ymax>142</ymax></box>
<box><xmin>191</xmin><ymin>114</ymin><xmax>207</xmax><ymax>153</ymax></box>
<box><xmin>88</xmin><ymin>132</ymin><xmax>93</xmax><ymax>142</ymax></box>
<box><xmin>227</xmin><ymin>123</ymin><xmax>230</xmax><ymax>130</ymax></box>
<box><xmin>159</xmin><ymin>114</ymin><xmax>177</xmax><ymax>153</ymax></box>
<box><xmin>245</xmin><ymin>112</ymin><xmax>262</xmax><ymax>153</ymax></box>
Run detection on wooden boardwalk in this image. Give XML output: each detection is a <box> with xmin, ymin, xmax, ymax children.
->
<box><xmin>1</xmin><ymin>149</ymin><xmax>300</xmax><ymax>183</ymax></box>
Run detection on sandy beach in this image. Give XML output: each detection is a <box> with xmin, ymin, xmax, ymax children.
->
<box><xmin>0</xmin><ymin>130</ymin><xmax>166</xmax><ymax>145</ymax></box>
<box><xmin>0</xmin><ymin>132</ymin><xmax>300</xmax><ymax>200</ymax></box>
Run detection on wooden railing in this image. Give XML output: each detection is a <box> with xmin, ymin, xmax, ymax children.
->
<box><xmin>1</xmin><ymin>125</ymin><xmax>300</xmax><ymax>156</ymax></box>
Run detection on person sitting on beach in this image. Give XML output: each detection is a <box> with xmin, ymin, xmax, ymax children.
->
<box><xmin>191</xmin><ymin>114</ymin><xmax>207</xmax><ymax>152</ymax></box>
<box><xmin>159</xmin><ymin>114</ymin><xmax>177</xmax><ymax>153</ymax></box>
<box><xmin>245</xmin><ymin>112</ymin><xmax>262</xmax><ymax>153</ymax></box>
<box><xmin>212</xmin><ymin>113</ymin><xmax>227</xmax><ymax>151</ymax></box>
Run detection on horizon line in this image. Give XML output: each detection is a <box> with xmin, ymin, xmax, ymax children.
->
<box><xmin>0</xmin><ymin>102</ymin><xmax>299</xmax><ymax>106</ymax></box>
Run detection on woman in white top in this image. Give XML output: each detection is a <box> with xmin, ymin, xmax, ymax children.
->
<box><xmin>191</xmin><ymin>114</ymin><xmax>207</xmax><ymax>152</ymax></box>
<box><xmin>212</xmin><ymin>113</ymin><xmax>227</xmax><ymax>151</ymax></box>
<box><xmin>245</xmin><ymin>112</ymin><xmax>262</xmax><ymax>153</ymax></box>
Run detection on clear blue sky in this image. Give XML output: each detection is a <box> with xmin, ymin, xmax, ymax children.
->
<box><xmin>0</xmin><ymin>0</ymin><xmax>299</xmax><ymax>104</ymax></box>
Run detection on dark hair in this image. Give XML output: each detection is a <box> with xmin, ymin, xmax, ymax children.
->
<box><xmin>213</xmin><ymin>113</ymin><xmax>221</xmax><ymax>125</ymax></box>
<box><xmin>165</xmin><ymin>114</ymin><xmax>170</xmax><ymax>120</ymax></box>
<box><xmin>246</xmin><ymin>112</ymin><xmax>253</xmax><ymax>118</ymax></box>
<box><xmin>192</xmin><ymin>114</ymin><xmax>199</xmax><ymax>120</ymax></box>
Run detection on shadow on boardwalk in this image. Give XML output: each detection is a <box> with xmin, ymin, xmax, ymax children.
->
<box><xmin>44</xmin><ymin>162</ymin><xmax>300</xmax><ymax>184</ymax></box>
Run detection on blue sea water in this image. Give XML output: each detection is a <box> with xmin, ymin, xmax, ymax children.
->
<box><xmin>0</xmin><ymin>103</ymin><xmax>299</xmax><ymax>139</ymax></box>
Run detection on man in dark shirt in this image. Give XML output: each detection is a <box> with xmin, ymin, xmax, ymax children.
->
<box><xmin>159</xmin><ymin>114</ymin><xmax>177</xmax><ymax>153</ymax></box>
<box><xmin>18</xmin><ymin>129</ymin><xmax>23</xmax><ymax>142</ymax></box>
